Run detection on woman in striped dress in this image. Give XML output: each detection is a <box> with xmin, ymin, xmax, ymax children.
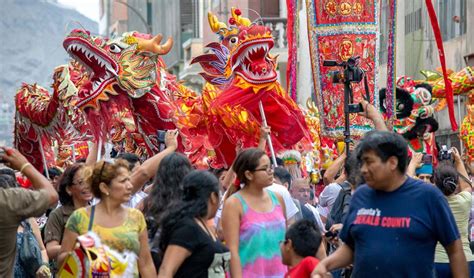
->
<box><xmin>222</xmin><ymin>148</ymin><xmax>287</xmax><ymax>277</ymax></box>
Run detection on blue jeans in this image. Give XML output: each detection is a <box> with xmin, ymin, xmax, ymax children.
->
<box><xmin>434</xmin><ymin>261</ymin><xmax>474</xmax><ymax>278</ymax></box>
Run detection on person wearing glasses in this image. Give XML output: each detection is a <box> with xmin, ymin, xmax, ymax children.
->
<box><xmin>58</xmin><ymin>159</ymin><xmax>155</xmax><ymax>277</ymax></box>
<box><xmin>43</xmin><ymin>163</ymin><xmax>93</xmax><ymax>272</ymax></box>
<box><xmin>222</xmin><ymin>148</ymin><xmax>287</xmax><ymax>277</ymax></box>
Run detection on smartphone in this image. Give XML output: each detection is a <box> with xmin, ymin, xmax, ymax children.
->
<box><xmin>422</xmin><ymin>154</ymin><xmax>433</xmax><ymax>164</ymax></box>
<box><xmin>157</xmin><ymin>130</ymin><xmax>167</xmax><ymax>144</ymax></box>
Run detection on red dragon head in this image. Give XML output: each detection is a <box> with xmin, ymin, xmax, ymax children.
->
<box><xmin>63</xmin><ymin>29</ymin><xmax>173</xmax><ymax>109</ymax></box>
<box><xmin>192</xmin><ymin>8</ymin><xmax>277</xmax><ymax>86</ymax></box>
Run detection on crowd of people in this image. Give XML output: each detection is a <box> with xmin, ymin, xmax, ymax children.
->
<box><xmin>0</xmin><ymin>100</ymin><xmax>473</xmax><ymax>277</ymax></box>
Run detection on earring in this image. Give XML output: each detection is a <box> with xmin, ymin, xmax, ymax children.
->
<box><xmin>105</xmin><ymin>192</ymin><xmax>110</xmax><ymax>196</ymax></box>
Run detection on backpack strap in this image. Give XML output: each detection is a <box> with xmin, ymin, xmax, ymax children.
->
<box><xmin>88</xmin><ymin>205</ymin><xmax>96</xmax><ymax>231</ymax></box>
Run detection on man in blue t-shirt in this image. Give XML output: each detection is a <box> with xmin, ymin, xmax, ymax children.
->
<box><xmin>313</xmin><ymin>131</ymin><xmax>468</xmax><ymax>277</ymax></box>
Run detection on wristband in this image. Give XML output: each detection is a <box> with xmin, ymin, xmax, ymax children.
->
<box><xmin>20</xmin><ymin>163</ymin><xmax>31</xmax><ymax>173</ymax></box>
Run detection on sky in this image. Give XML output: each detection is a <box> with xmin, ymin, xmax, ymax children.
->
<box><xmin>57</xmin><ymin>0</ymin><xmax>100</xmax><ymax>22</ymax></box>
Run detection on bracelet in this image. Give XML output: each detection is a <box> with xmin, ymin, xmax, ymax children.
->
<box><xmin>41</xmin><ymin>262</ymin><xmax>50</xmax><ymax>267</ymax></box>
<box><xmin>20</xmin><ymin>163</ymin><xmax>31</xmax><ymax>173</ymax></box>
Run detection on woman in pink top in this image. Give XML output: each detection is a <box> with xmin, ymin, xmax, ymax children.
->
<box><xmin>222</xmin><ymin>148</ymin><xmax>287</xmax><ymax>277</ymax></box>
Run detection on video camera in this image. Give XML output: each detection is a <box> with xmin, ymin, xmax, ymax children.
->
<box><xmin>323</xmin><ymin>57</ymin><xmax>365</xmax><ymax>84</ymax></box>
<box><xmin>323</xmin><ymin>56</ymin><xmax>367</xmax><ymax>114</ymax></box>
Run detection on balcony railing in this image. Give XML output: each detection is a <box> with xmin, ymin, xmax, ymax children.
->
<box><xmin>261</xmin><ymin>17</ymin><xmax>288</xmax><ymax>49</ymax></box>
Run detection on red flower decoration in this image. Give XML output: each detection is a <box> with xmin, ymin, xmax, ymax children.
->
<box><xmin>234</xmin><ymin>9</ymin><xmax>242</xmax><ymax>16</ymax></box>
<box><xmin>229</xmin><ymin>17</ymin><xmax>236</xmax><ymax>25</ymax></box>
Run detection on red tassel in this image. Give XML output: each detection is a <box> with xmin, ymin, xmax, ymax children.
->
<box><xmin>425</xmin><ymin>0</ymin><xmax>458</xmax><ymax>131</ymax></box>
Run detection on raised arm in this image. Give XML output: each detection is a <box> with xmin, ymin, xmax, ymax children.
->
<box><xmin>451</xmin><ymin>147</ymin><xmax>472</xmax><ymax>193</ymax></box>
<box><xmin>323</xmin><ymin>152</ymin><xmax>346</xmax><ymax>185</ymax></box>
<box><xmin>1</xmin><ymin>147</ymin><xmax>58</xmax><ymax>205</ymax></box>
<box><xmin>257</xmin><ymin>126</ymin><xmax>271</xmax><ymax>151</ymax></box>
<box><xmin>130</xmin><ymin>130</ymin><xmax>178</xmax><ymax>194</ymax></box>
<box><xmin>359</xmin><ymin>99</ymin><xmax>388</xmax><ymax>131</ymax></box>
<box><xmin>85</xmin><ymin>141</ymin><xmax>98</xmax><ymax>166</ymax></box>
<box><xmin>407</xmin><ymin>152</ymin><xmax>423</xmax><ymax>178</ymax></box>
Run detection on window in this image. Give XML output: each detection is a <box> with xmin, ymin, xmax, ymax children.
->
<box><xmin>405</xmin><ymin>8</ymin><xmax>422</xmax><ymax>35</ymax></box>
<box><xmin>438</xmin><ymin>0</ymin><xmax>467</xmax><ymax>41</ymax></box>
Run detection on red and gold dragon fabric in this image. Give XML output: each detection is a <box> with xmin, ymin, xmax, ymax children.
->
<box><xmin>191</xmin><ymin>8</ymin><xmax>311</xmax><ymax>167</ymax></box>
<box><xmin>14</xmin><ymin>61</ymin><xmax>92</xmax><ymax>172</ymax></box>
<box><xmin>63</xmin><ymin>29</ymin><xmax>197</xmax><ymax>157</ymax></box>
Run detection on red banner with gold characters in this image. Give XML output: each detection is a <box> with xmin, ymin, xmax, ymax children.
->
<box><xmin>305</xmin><ymin>0</ymin><xmax>380</xmax><ymax>139</ymax></box>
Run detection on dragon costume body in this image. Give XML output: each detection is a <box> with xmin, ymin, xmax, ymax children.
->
<box><xmin>420</xmin><ymin>67</ymin><xmax>474</xmax><ymax>161</ymax></box>
<box><xmin>379</xmin><ymin>67</ymin><xmax>474</xmax><ymax>163</ymax></box>
<box><xmin>191</xmin><ymin>8</ymin><xmax>311</xmax><ymax>167</ymax></box>
<box><xmin>14</xmin><ymin>61</ymin><xmax>92</xmax><ymax>172</ymax></box>
<box><xmin>63</xmin><ymin>29</ymin><xmax>198</xmax><ymax>157</ymax></box>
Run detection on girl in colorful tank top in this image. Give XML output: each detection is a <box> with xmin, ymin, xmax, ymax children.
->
<box><xmin>222</xmin><ymin>148</ymin><xmax>287</xmax><ymax>278</ymax></box>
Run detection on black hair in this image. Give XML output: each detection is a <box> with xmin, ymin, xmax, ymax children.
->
<box><xmin>344</xmin><ymin>153</ymin><xmax>361</xmax><ymax>186</ymax></box>
<box><xmin>159</xmin><ymin>170</ymin><xmax>219</xmax><ymax>251</ymax></box>
<box><xmin>232</xmin><ymin>148</ymin><xmax>266</xmax><ymax>185</ymax></box>
<box><xmin>44</xmin><ymin>167</ymin><xmax>62</xmax><ymax>179</ymax></box>
<box><xmin>286</xmin><ymin>219</ymin><xmax>322</xmax><ymax>257</ymax></box>
<box><xmin>275</xmin><ymin>157</ymin><xmax>284</xmax><ymax>167</ymax></box>
<box><xmin>210</xmin><ymin>167</ymin><xmax>228</xmax><ymax>179</ymax></box>
<box><xmin>356</xmin><ymin>131</ymin><xmax>408</xmax><ymax>174</ymax></box>
<box><xmin>0</xmin><ymin>168</ymin><xmax>16</xmax><ymax>181</ymax></box>
<box><xmin>274</xmin><ymin>166</ymin><xmax>292</xmax><ymax>189</ymax></box>
<box><xmin>433</xmin><ymin>163</ymin><xmax>458</xmax><ymax>196</ymax></box>
<box><xmin>145</xmin><ymin>153</ymin><xmax>193</xmax><ymax>227</ymax></box>
<box><xmin>57</xmin><ymin>163</ymin><xmax>84</xmax><ymax>206</ymax></box>
<box><xmin>0</xmin><ymin>175</ymin><xmax>17</xmax><ymax>189</ymax></box>
<box><xmin>116</xmin><ymin>153</ymin><xmax>141</xmax><ymax>171</ymax></box>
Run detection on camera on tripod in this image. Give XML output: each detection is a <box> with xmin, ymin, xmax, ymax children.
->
<box><xmin>324</xmin><ymin>57</ymin><xmax>365</xmax><ymax>84</ymax></box>
<box><xmin>323</xmin><ymin>56</ymin><xmax>366</xmax><ymax>114</ymax></box>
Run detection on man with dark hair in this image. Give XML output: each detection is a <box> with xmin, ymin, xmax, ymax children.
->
<box><xmin>274</xmin><ymin>167</ymin><xmax>316</xmax><ymax>224</ymax></box>
<box><xmin>44</xmin><ymin>167</ymin><xmax>62</xmax><ymax>191</ymax></box>
<box><xmin>116</xmin><ymin>152</ymin><xmax>141</xmax><ymax>172</ymax></box>
<box><xmin>313</xmin><ymin>131</ymin><xmax>468</xmax><ymax>277</ymax></box>
<box><xmin>281</xmin><ymin>219</ymin><xmax>322</xmax><ymax>277</ymax></box>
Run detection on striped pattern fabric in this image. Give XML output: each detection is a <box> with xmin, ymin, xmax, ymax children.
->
<box><xmin>234</xmin><ymin>190</ymin><xmax>287</xmax><ymax>277</ymax></box>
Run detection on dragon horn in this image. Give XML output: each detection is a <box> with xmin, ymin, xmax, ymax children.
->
<box><xmin>137</xmin><ymin>34</ymin><xmax>173</xmax><ymax>55</ymax></box>
<box><xmin>208</xmin><ymin>11</ymin><xmax>227</xmax><ymax>33</ymax></box>
<box><xmin>231</xmin><ymin>7</ymin><xmax>252</xmax><ymax>27</ymax></box>
<box><xmin>306</xmin><ymin>98</ymin><xmax>318</xmax><ymax>114</ymax></box>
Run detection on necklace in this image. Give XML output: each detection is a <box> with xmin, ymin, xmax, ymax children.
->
<box><xmin>196</xmin><ymin>217</ymin><xmax>216</xmax><ymax>241</ymax></box>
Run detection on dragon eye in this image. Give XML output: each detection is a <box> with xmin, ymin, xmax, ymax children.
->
<box><xmin>229</xmin><ymin>37</ymin><xmax>239</xmax><ymax>45</ymax></box>
<box><xmin>109</xmin><ymin>44</ymin><xmax>122</xmax><ymax>53</ymax></box>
